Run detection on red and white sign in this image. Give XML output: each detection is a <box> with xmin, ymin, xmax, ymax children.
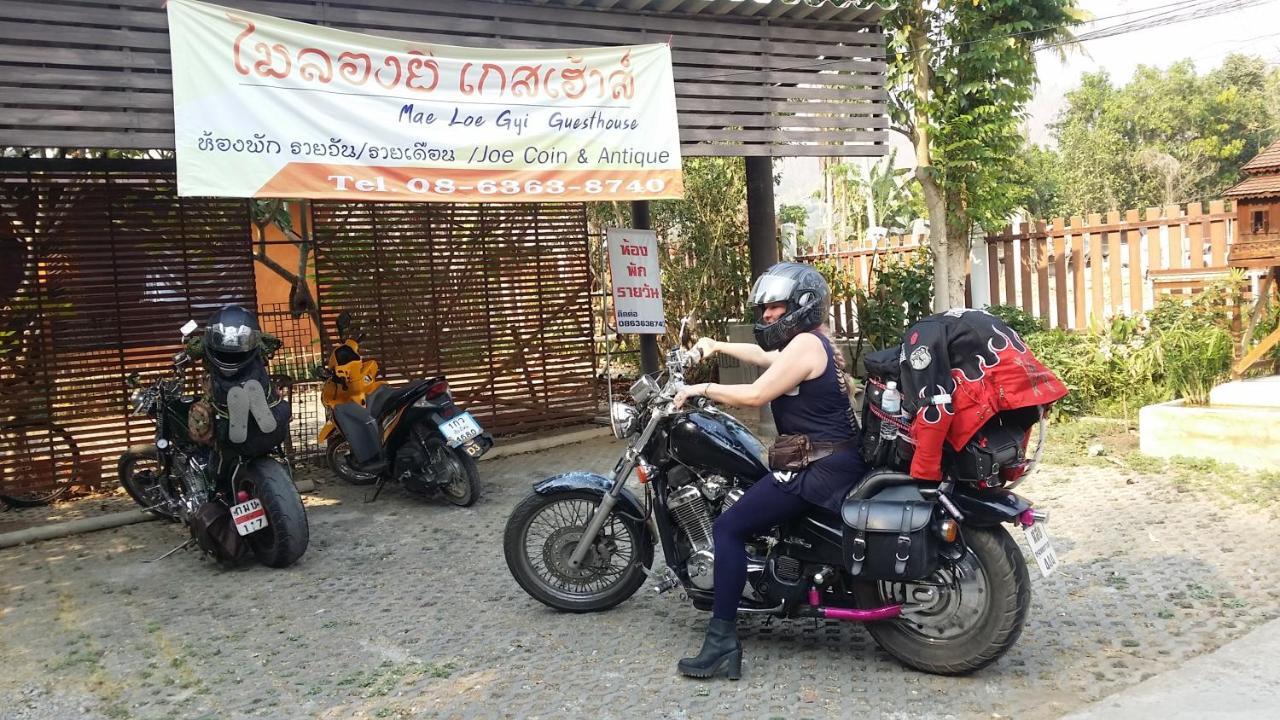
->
<box><xmin>607</xmin><ymin>228</ymin><xmax>665</xmax><ymax>335</ymax></box>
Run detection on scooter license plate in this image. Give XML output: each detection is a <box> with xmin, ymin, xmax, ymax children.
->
<box><xmin>1022</xmin><ymin>522</ymin><xmax>1058</xmax><ymax>577</ymax></box>
<box><xmin>441</xmin><ymin>412</ymin><xmax>482</xmax><ymax>447</ymax></box>
<box><xmin>231</xmin><ymin>498</ymin><xmax>269</xmax><ymax>537</ymax></box>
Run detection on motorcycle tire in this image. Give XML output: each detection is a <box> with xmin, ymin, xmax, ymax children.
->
<box><xmin>853</xmin><ymin>524</ymin><xmax>1031</xmax><ymax>676</ymax></box>
<box><xmin>117</xmin><ymin>445</ymin><xmax>179</xmax><ymax>522</ymax></box>
<box><xmin>428</xmin><ymin>438</ymin><xmax>481</xmax><ymax>508</ymax></box>
<box><xmin>326</xmin><ymin>435</ymin><xmax>378</xmax><ymax>486</ymax></box>
<box><xmin>241</xmin><ymin>458</ymin><xmax>309</xmax><ymax>569</ymax></box>
<box><xmin>504</xmin><ymin>490</ymin><xmax>652</xmax><ymax>613</ymax></box>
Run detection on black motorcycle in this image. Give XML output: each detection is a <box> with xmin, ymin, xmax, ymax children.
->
<box><xmin>503</xmin><ymin>328</ymin><xmax>1056</xmax><ymax>675</ymax></box>
<box><xmin>118</xmin><ymin>320</ymin><xmax>309</xmax><ymax>568</ymax></box>
<box><xmin>320</xmin><ymin>312</ymin><xmax>493</xmax><ymax>506</ymax></box>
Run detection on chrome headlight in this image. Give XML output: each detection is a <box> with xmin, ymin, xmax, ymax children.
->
<box><xmin>610</xmin><ymin>402</ymin><xmax>639</xmax><ymax>439</ymax></box>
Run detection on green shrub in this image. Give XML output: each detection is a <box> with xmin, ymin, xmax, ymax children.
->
<box><xmin>984</xmin><ymin>304</ymin><xmax>1046</xmax><ymax>338</ymax></box>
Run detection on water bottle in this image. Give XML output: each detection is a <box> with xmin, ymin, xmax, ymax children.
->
<box><xmin>880</xmin><ymin>381</ymin><xmax>901</xmax><ymax>441</ymax></box>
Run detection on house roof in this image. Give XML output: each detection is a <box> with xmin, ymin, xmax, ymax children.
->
<box><xmin>1224</xmin><ymin>173</ymin><xmax>1280</xmax><ymax>199</ymax></box>
<box><xmin>527</xmin><ymin>0</ymin><xmax>889</xmax><ymax>24</ymax></box>
<box><xmin>1242</xmin><ymin>138</ymin><xmax>1280</xmax><ymax>174</ymax></box>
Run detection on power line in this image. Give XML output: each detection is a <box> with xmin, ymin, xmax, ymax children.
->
<box><xmin>693</xmin><ymin>0</ymin><xmax>1277</xmax><ymax>82</ymax></box>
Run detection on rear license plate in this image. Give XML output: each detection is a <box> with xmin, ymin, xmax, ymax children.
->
<box><xmin>1023</xmin><ymin>522</ymin><xmax>1058</xmax><ymax>577</ymax></box>
<box><xmin>231</xmin><ymin>498</ymin><xmax>269</xmax><ymax>536</ymax></box>
<box><xmin>441</xmin><ymin>412</ymin><xmax>482</xmax><ymax>447</ymax></box>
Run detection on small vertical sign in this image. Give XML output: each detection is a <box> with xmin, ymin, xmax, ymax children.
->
<box><xmin>606</xmin><ymin>228</ymin><xmax>665</xmax><ymax>334</ymax></box>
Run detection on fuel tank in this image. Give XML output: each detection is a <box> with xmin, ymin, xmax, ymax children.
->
<box><xmin>667</xmin><ymin>410</ymin><xmax>768</xmax><ymax>481</ymax></box>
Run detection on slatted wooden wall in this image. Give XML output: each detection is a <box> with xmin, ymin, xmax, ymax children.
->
<box><xmin>311</xmin><ymin>201</ymin><xmax>597</xmax><ymax>435</ymax></box>
<box><xmin>0</xmin><ymin>0</ymin><xmax>887</xmax><ymax>156</ymax></box>
<box><xmin>0</xmin><ymin>161</ymin><xmax>256</xmax><ymax>497</ymax></box>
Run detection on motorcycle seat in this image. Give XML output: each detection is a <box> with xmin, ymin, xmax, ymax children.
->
<box><xmin>366</xmin><ymin>379</ymin><xmax>429</xmax><ymax>420</ymax></box>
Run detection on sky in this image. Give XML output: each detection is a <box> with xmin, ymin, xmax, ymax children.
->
<box><xmin>777</xmin><ymin>0</ymin><xmax>1280</xmax><ymax>205</ymax></box>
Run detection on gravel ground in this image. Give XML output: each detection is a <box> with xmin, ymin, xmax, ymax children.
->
<box><xmin>2</xmin><ymin>432</ymin><xmax>1278</xmax><ymax>720</ymax></box>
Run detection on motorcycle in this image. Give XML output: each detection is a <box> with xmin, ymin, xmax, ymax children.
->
<box><xmin>117</xmin><ymin>319</ymin><xmax>309</xmax><ymax>568</ymax></box>
<box><xmin>503</xmin><ymin>321</ymin><xmax>1056</xmax><ymax>675</ymax></box>
<box><xmin>317</xmin><ymin>310</ymin><xmax>492</xmax><ymax>505</ymax></box>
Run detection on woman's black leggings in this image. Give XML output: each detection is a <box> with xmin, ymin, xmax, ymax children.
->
<box><xmin>711</xmin><ymin>476</ymin><xmax>811</xmax><ymax>621</ymax></box>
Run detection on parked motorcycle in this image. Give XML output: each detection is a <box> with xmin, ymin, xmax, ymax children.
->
<box><xmin>503</xmin><ymin>321</ymin><xmax>1056</xmax><ymax>675</ymax></box>
<box><xmin>317</xmin><ymin>311</ymin><xmax>492</xmax><ymax>505</ymax></box>
<box><xmin>118</xmin><ymin>318</ymin><xmax>309</xmax><ymax>568</ymax></box>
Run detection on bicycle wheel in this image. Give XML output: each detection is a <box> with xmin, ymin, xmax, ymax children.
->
<box><xmin>0</xmin><ymin>422</ymin><xmax>81</xmax><ymax>507</ymax></box>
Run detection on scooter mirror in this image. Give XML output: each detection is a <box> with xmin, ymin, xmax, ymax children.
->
<box><xmin>336</xmin><ymin>310</ymin><xmax>352</xmax><ymax>337</ymax></box>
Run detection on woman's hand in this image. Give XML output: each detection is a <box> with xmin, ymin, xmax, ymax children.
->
<box><xmin>673</xmin><ymin>382</ymin><xmax>710</xmax><ymax>410</ymax></box>
<box><xmin>690</xmin><ymin>337</ymin><xmax>718</xmax><ymax>363</ymax></box>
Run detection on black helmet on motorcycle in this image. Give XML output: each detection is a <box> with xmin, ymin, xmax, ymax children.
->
<box><xmin>205</xmin><ymin>305</ymin><xmax>262</xmax><ymax>377</ymax></box>
<box><xmin>750</xmin><ymin>262</ymin><xmax>830</xmax><ymax>351</ymax></box>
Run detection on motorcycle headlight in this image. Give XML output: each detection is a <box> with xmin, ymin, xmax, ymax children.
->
<box><xmin>610</xmin><ymin>402</ymin><xmax>639</xmax><ymax>439</ymax></box>
<box><xmin>129</xmin><ymin>388</ymin><xmax>144</xmax><ymax>407</ymax></box>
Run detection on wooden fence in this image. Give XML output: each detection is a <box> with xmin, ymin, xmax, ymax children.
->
<box><xmin>801</xmin><ymin>201</ymin><xmax>1245</xmax><ymax>335</ymax></box>
<box><xmin>985</xmin><ymin>201</ymin><xmax>1237</xmax><ymax>330</ymax></box>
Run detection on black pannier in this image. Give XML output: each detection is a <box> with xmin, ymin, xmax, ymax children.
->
<box><xmin>840</xmin><ymin>484</ymin><xmax>939</xmax><ymax>581</ymax></box>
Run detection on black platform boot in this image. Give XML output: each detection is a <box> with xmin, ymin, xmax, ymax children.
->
<box><xmin>677</xmin><ymin>617</ymin><xmax>742</xmax><ymax>680</ymax></box>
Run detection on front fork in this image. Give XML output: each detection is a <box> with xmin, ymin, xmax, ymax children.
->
<box><xmin>567</xmin><ymin>451</ymin><xmax>638</xmax><ymax>569</ymax></box>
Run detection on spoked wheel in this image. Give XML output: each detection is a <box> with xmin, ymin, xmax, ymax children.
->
<box><xmin>117</xmin><ymin>445</ymin><xmax>179</xmax><ymax>521</ymax></box>
<box><xmin>325</xmin><ymin>435</ymin><xmax>378</xmax><ymax>486</ymax></box>
<box><xmin>853</xmin><ymin>525</ymin><xmax>1031</xmax><ymax>675</ymax></box>
<box><xmin>503</xmin><ymin>490</ymin><xmax>652</xmax><ymax>612</ymax></box>
<box><xmin>423</xmin><ymin>436</ymin><xmax>481</xmax><ymax>507</ymax></box>
<box><xmin>0</xmin><ymin>422</ymin><xmax>80</xmax><ymax>507</ymax></box>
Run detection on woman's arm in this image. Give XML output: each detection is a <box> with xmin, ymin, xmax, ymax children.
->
<box><xmin>679</xmin><ymin>333</ymin><xmax>825</xmax><ymax>409</ymax></box>
<box><xmin>694</xmin><ymin>337</ymin><xmax>780</xmax><ymax>369</ymax></box>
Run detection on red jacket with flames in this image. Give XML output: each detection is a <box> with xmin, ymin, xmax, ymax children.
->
<box><xmin>896</xmin><ymin>309</ymin><xmax>1068</xmax><ymax>481</ymax></box>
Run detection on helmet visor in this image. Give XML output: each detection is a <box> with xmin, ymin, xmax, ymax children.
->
<box><xmin>209</xmin><ymin>322</ymin><xmax>257</xmax><ymax>352</ymax></box>
<box><xmin>750</xmin><ymin>275</ymin><xmax>796</xmax><ymax>305</ymax></box>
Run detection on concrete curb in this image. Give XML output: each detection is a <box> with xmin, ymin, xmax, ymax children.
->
<box><xmin>0</xmin><ymin>509</ymin><xmax>158</xmax><ymax>549</ymax></box>
<box><xmin>0</xmin><ymin>477</ymin><xmax>316</xmax><ymax>550</ymax></box>
<box><xmin>480</xmin><ymin>426</ymin><xmax>613</xmax><ymax>460</ymax></box>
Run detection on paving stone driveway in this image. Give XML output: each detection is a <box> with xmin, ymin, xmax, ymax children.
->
<box><xmin>2</xmin><ymin>436</ymin><xmax>1279</xmax><ymax>720</ymax></box>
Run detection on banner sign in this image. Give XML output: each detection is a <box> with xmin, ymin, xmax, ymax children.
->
<box><xmin>606</xmin><ymin>228</ymin><xmax>665</xmax><ymax>334</ymax></box>
<box><xmin>166</xmin><ymin>0</ymin><xmax>684</xmax><ymax>202</ymax></box>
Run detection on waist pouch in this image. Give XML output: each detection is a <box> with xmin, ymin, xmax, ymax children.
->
<box><xmin>768</xmin><ymin>434</ymin><xmax>855</xmax><ymax>472</ymax></box>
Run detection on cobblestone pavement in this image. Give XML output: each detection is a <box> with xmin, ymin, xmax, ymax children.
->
<box><xmin>3</xmin><ymin>436</ymin><xmax>1279</xmax><ymax>720</ymax></box>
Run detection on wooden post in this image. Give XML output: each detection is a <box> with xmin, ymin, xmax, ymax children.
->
<box><xmin>1088</xmin><ymin>213</ymin><xmax>1104</xmax><ymax>325</ymax></box>
<box><xmin>1071</xmin><ymin>216</ymin><xmax>1086</xmax><ymax>330</ymax></box>
<box><xmin>988</xmin><ymin>230</ymin><xmax>1002</xmax><ymax>307</ymax></box>
<box><xmin>1052</xmin><ymin>218</ymin><xmax>1068</xmax><ymax>329</ymax></box>
<box><xmin>1106</xmin><ymin>210</ymin><xmax>1123</xmax><ymax>316</ymax></box>
<box><xmin>1125</xmin><ymin>209</ymin><xmax>1143</xmax><ymax>314</ymax></box>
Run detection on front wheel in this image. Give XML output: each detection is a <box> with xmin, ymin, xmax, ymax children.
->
<box><xmin>241</xmin><ymin>459</ymin><xmax>309</xmax><ymax>569</ymax></box>
<box><xmin>325</xmin><ymin>435</ymin><xmax>378</xmax><ymax>485</ymax></box>
<box><xmin>853</xmin><ymin>524</ymin><xmax>1031</xmax><ymax>675</ymax></box>
<box><xmin>117</xmin><ymin>445</ymin><xmax>179</xmax><ymax>521</ymax></box>
<box><xmin>503</xmin><ymin>490</ymin><xmax>652</xmax><ymax>612</ymax></box>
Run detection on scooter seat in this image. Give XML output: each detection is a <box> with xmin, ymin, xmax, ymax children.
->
<box><xmin>366</xmin><ymin>379</ymin><xmax>428</xmax><ymax>420</ymax></box>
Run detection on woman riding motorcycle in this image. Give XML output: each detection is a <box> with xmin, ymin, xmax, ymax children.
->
<box><xmin>672</xmin><ymin>262</ymin><xmax>866</xmax><ymax>680</ymax></box>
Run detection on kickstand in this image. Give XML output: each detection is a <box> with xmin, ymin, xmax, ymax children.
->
<box><xmin>364</xmin><ymin>477</ymin><xmax>387</xmax><ymax>503</ymax></box>
<box><xmin>145</xmin><ymin>537</ymin><xmax>194</xmax><ymax>563</ymax></box>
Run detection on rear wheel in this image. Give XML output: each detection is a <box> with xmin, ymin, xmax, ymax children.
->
<box><xmin>853</xmin><ymin>525</ymin><xmax>1031</xmax><ymax>675</ymax></box>
<box><xmin>503</xmin><ymin>490</ymin><xmax>651</xmax><ymax>612</ymax></box>
<box><xmin>241</xmin><ymin>459</ymin><xmax>309</xmax><ymax>568</ymax></box>
<box><xmin>422</xmin><ymin>434</ymin><xmax>480</xmax><ymax>507</ymax></box>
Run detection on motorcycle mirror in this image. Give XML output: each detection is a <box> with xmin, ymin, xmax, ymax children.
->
<box><xmin>678</xmin><ymin>314</ymin><xmax>696</xmax><ymax>348</ymax></box>
<box><xmin>180</xmin><ymin>319</ymin><xmax>198</xmax><ymax>340</ymax></box>
<box><xmin>125</xmin><ymin>371</ymin><xmax>141</xmax><ymax>389</ymax></box>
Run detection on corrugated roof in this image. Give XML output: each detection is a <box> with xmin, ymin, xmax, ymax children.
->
<box><xmin>524</xmin><ymin>0</ymin><xmax>889</xmax><ymax>24</ymax></box>
<box><xmin>1242</xmin><ymin>138</ymin><xmax>1280</xmax><ymax>173</ymax></box>
<box><xmin>1224</xmin><ymin>173</ymin><xmax>1280</xmax><ymax>198</ymax></box>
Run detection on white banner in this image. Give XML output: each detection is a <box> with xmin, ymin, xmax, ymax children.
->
<box><xmin>166</xmin><ymin>0</ymin><xmax>684</xmax><ymax>202</ymax></box>
<box><xmin>607</xmin><ymin>228</ymin><xmax>665</xmax><ymax>335</ymax></box>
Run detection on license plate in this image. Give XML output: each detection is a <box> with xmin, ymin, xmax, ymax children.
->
<box><xmin>441</xmin><ymin>412</ymin><xmax>482</xmax><ymax>447</ymax></box>
<box><xmin>231</xmin><ymin>498</ymin><xmax>269</xmax><ymax>537</ymax></box>
<box><xmin>1023</xmin><ymin>522</ymin><xmax>1058</xmax><ymax>577</ymax></box>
